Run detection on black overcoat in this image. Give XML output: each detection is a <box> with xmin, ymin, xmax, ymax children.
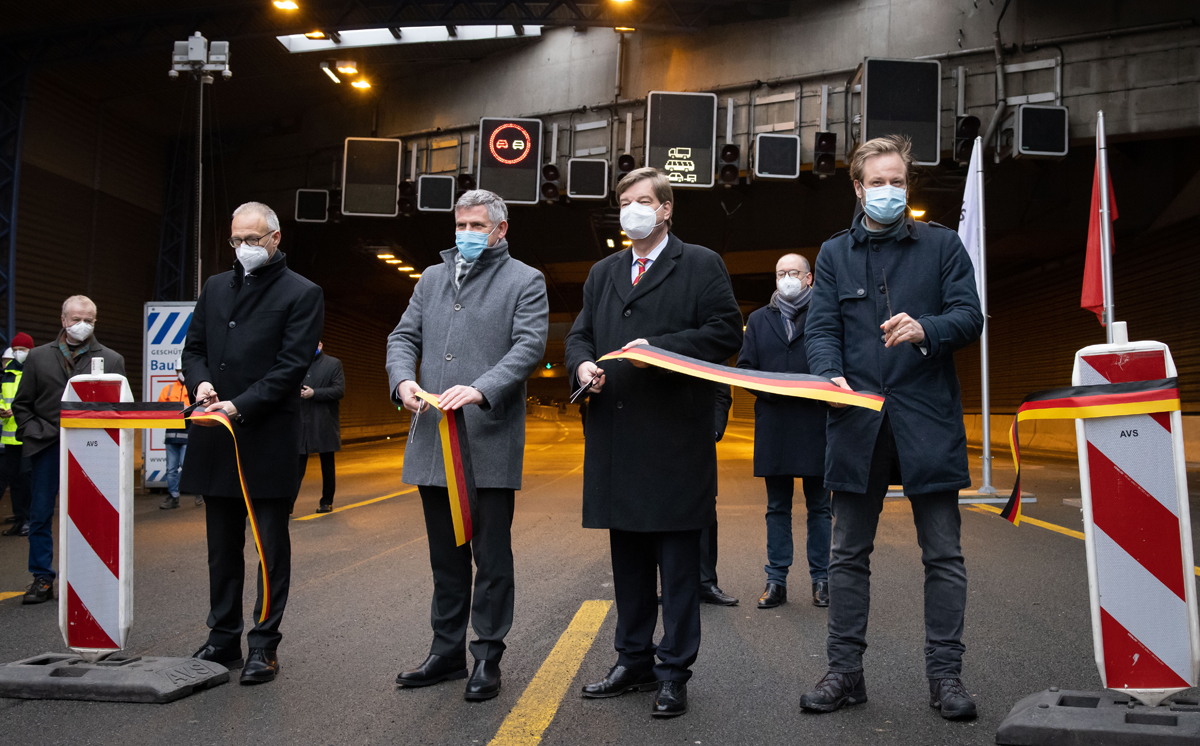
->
<box><xmin>180</xmin><ymin>251</ymin><xmax>324</xmax><ymax>499</ymax></box>
<box><xmin>804</xmin><ymin>215</ymin><xmax>983</xmax><ymax>495</ymax></box>
<box><xmin>737</xmin><ymin>304</ymin><xmax>827</xmax><ymax>477</ymax></box>
<box><xmin>298</xmin><ymin>351</ymin><xmax>344</xmax><ymax>454</ymax></box>
<box><xmin>565</xmin><ymin>234</ymin><xmax>743</xmax><ymax>532</ymax></box>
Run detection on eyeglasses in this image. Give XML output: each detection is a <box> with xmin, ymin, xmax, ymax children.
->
<box><xmin>775</xmin><ymin>270</ymin><xmax>806</xmax><ymax>279</ymax></box>
<box><xmin>228</xmin><ymin>232</ymin><xmax>275</xmax><ymax>248</ymax></box>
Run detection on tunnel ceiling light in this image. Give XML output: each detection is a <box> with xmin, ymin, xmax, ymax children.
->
<box><xmin>320</xmin><ymin>61</ymin><xmax>340</xmax><ymax>83</ymax></box>
<box><xmin>622</xmin><ymin>240</ymin><xmax>632</xmax><ymax>246</ymax></box>
<box><xmin>910</xmin><ymin>208</ymin><xmax>926</xmax><ymax>218</ymax></box>
<box><xmin>277</xmin><ymin>25</ymin><xmax>541</xmax><ymax>52</ymax></box>
<box><xmin>409</xmin><ymin>273</ymin><xmax>422</xmax><ymax>278</ymax></box>
<box><xmin>336</xmin><ymin>60</ymin><xmax>358</xmax><ymax>74</ymax></box>
<box><xmin>376</xmin><ymin>253</ymin><xmax>394</xmax><ymax>259</ymax></box>
<box><xmin>385</xmin><ymin>259</ymin><xmax>402</xmax><ymax>264</ymax></box>
<box><xmin>606</xmin><ymin>238</ymin><xmax>615</xmax><ymax>248</ymax></box>
<box><xmin>398</xmin><ymin>265</ymin><xmax>414</xmax><ymax>271</ymax></box>
<box><xmin>351</xmin><ymin>79</ymin><xmax>371</xmax><ymax>89</ymax></box>
<box><xmin>273</xmin><ymin>0</ymin><xmax>299</xmax><ymax>9</ymax></box>
<box><xmin>613</xmin><ymin>27</ymin><xmax>636</xmax><ymax>32</ymax></box>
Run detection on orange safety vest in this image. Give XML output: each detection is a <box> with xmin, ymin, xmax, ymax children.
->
<box><xmin>157</xmin><ymin>381</ymin><xmax>191</xmax><ymax>406</ymax></box>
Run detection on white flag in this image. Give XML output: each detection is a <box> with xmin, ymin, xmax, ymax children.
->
<box><xmin>957</xmin><ymin>139</ymin><xmax>984</xmax><ymax>299</ymax></box>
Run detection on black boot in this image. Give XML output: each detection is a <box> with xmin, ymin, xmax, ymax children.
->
<box><xmin>812</xmin><ymin>581</ymin><xmax>829</xmax><ymax>607</ymax></box>
<box><xmin>22</xmin><ymin>577</ymin><xmax>54</xmax><ymax>605</ymax></box>
<box><xmin>464</xmin><ymin>659</ymin><xmax>501</xmax><ymax>701</ymax></box>
<box><xmin>396</xmin><ymin>654</ymin><xmax>469</xmax><ymax>688</ymax></box>
<box><xmin>651</xmin><ymin>681</ymin><xmax>688</xmax><ymax>718</ymax></box>
<box><xmin>929</xmin><ymin>678</ymin><xmax>977</xmax><ymax>720</ymax></box>
<box><xmin>581</xmin><ymin>664</ymin><xmax>657</xmax><ymax>698</ymax></box>
<box><xmin>799</xmin><ymin>671</ymin><xmax>868</xmax><ymax>712</ymax></box>
<box><xmin>757</xmin><ymin>583</ymin><xmax>787</xmax><ymax>609</ymax></box>
<box><xmin>699</xmin><ymin>584</ymin><xmax>738</xmax><ymax>606</ymax></box>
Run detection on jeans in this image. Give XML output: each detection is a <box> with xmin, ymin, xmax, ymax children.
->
<box><xmin>165</xmin><ymin>442</ymin><xmax>187</xmax><ymax>498</ymax></box>
<box><xmin>826</xmin><ymin>416</ymin><xmax>967</xmax><ymax>679</ymax></box>
<box><xmin>763</xmin><ymin>475</ymin><xmax>831</xmax><ymax>585</ymax></box>
<box><xmin>28</xmin><ymin>444</ymin><xmax>60</xmax><ymax>580</ymax></box>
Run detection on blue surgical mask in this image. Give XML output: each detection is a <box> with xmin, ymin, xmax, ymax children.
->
<box><xmin>455</xmin><ymin>227</ymin><xmax>496</xmax><ymax>262</ymax></box>
<box><xmin>862</xmin><ymin>185</ymin><xmax>907</xmax><ymax>225</ymax></box>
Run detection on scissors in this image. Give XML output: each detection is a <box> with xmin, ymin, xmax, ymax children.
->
<box><xmin>569</xmin><ymin>373</ymin><xmax>600</xmax><ymax>404</ymax></box>
<box><xmin>178</xmin><ymin>395</ymin><xmax>213</xmax><ymax>417</ymax></box>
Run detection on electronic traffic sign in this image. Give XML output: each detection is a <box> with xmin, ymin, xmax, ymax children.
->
<box><xmin>477</xmin><ymin>117</ymin><xmax>543</xmax><ymax>204</ymax></box>
<box><xmin>342</xmin><ymin>137</ymin><xmax>402</xmax><ymax>217</ymax></box>
<box><xmin>862</xmin><ymin>58</ymin><xmax>942</xmax><ymax>166</ymax></box>
<box><xmin>645</xmin><ymin>91</ymin><xmax>717</xmax><ymax>189</ymax></box>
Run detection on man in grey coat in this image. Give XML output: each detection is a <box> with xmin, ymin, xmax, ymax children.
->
<box><xmin>387</xmin><ymin>189</ymin><xmax>549</xmax><ymax>702</ymax></box>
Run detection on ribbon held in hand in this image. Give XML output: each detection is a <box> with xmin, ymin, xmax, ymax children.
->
<box><xmin>414</xmin><ymin>391</ymin><xmax>476</xmax><ymax>547</ymax></box>
<box><xmin>597</xmin><ymin>345</ymin><xmax>885</xmax><ymax>411</ymax></box>
<box><xmin>1001</xmin><ymin>378</ymin><xmax>1181</xmax><ymax>526</ymax></box>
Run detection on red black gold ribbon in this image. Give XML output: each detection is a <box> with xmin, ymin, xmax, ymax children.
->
<box><xmin>61</xmin><ymin>402</ymin><xmax>271</xmax><ymax>623</ymax></box>
<box><xmin>597</xmin><ymin>345</ymin><xmax>885</xmax><ymax>411</ymax></box>
<box><xmin>415</xmin><ymin>392</ymin><xmax>476</xmax><ymax>546</ymax></box>
<box><xmin>1002</xmin><ymin>378</ymin><xmax>1181</xmax><ymax>527</ymax></box>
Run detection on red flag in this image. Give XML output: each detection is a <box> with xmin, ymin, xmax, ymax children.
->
<box><xmin>1081</xmin><ymin>153</ymin><xmax>1118</xmax><ymax>325</ymax></box>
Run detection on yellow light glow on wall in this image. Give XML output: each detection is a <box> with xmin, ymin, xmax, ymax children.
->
<box><xmin>274</xmin><ymin>1</ymin><xmax>299</xmax><ymax>9</ymax></box>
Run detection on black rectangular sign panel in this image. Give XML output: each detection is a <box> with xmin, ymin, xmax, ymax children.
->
<box><xmin>1016</xmin><ymin>104</ymin><xmax>1069</xmax><ymax>158</ymax></box>
<box><xmin>863</xmin><ymin>58</ymin><xmax>942</xmax><ymax>166</ymax></box>
<box><xmin>754</xmin><ymin>134</ymin><xmax>800</xmax><ymax>179</ymax></box>
<box><xmin>567</xmin><ymin>158</ymin><xmax>608</xmax><ymax>199</ymax></box>
<box><xmin>646</xmin><ymin>91</ymin><xmax>717</xmax><ymax>188</ymax></box>
<box><xmin>295</xmin><ymin>189</ymin><xmax>329</xmax><ymax>222</ymax></box>
<box><xmin>342</xmin><ymin>138</ymin><xmax>401</xmax><ymax>217</ymax></box>
<box><xmin>418</xmin><ymin>174</ymin><xmax>457</xmax><ymax>212</ymax></box>
<box><xmin>477</xmin><ymin>117</ymin><xmax>543</xmax><ymax>204</ymax></box>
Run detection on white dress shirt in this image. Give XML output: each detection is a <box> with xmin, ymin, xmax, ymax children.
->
<box><xmin>630</xmin><ymin>234</ymin><xmax>669</xmax><ymax>283</ymax></box>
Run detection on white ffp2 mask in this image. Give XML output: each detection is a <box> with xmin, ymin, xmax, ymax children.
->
<box><xmin>65</xmin><ymin>321</ymin><xmax>93</xmax><ymax>343</ymax></box>
<box><xmin>619</xmin><ymin>202</ymin><xmax>665</xmax><ymax>240</ymax></box>
<box><xmin>236</xmin><ymin>244</ymin><xmax>270</xmax><ymax>273</ymax></box>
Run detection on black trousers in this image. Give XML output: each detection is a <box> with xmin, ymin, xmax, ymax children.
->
<box><xmin>826</xmin><ymin>416</ymin><xmax>967</xmax><ymax>678</ymax></box>
<box><xmin>294</xmin><ymin>451</ymin><xmax>336</xmax><ymax>511</ymax></box>
<box><xmin>1</xmin><ymin>444</ymin><xmax>30</xmax><ymax>523</ymax></box>
<box><xmin>610</xmin><ymin>528</ymin><xmax>702</xmax><ymax>683</ymax></box>
<box><xmin>698</xmin><ymin>520</ymin><xmax>719</xmax><ymax>588</ymax></box>
<box><xmin>419</xmin><ymin>485</ymin><xmax>515</xmax><ymax>663</ymax></box>
<box><xmin>204</xmin><ymin>496</ymin><xmax>292</xmax><ymax>651</ymax></box>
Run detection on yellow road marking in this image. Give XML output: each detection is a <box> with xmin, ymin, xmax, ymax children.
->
<box><xmin>488</xmin><ymin>600</ymin><xmax>613</xmax><ymax>746</ymax></box>
<box><xmin>967</xmin><ymin>504</ymin><xmax>1200</xmax><ymax>576</ymax></box>
<box><xmin>294</xmin><ymin>487</ymin><xmax>419</xmax><ymax>521</ymax></box>
<box><xmin>0</xmin><ymin>591</ymin><xmax>23</xmax><ymax>601</ymax></box>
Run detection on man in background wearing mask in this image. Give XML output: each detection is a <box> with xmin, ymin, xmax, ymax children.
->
<box><xmin>800</xmin><ymin>135</ymin><xmax>983</xmax><ymax>720</ymax></box>
<box><xmin>13</xmin><ymin>298</ymin><xmax>125</xmax><ymax>604</ymax></box>
<box><xmin>182</xmin><ymin>202</ymin><xmax>324</xmax><ymax>684</ymax></box>
<box><xmin>0</xmin><ymin>333</ymin><xmax>34</xmax><ymax>537</ymax></box>
<box><xmin>156</xmin><ymin>358</ymin><xmax>193</xmax><ymax>509</ymax></box>
<box><xmin>737</xmin><ymin>254</ymin><xmax>831</xmax><ymax>611</ymax></box>
<box><xmin>566</xmin><ymin>167</ymin><xmax>742</xmax><ymax>718</ymax></box>
<box><xmin>388</xmin><ymin>189</ymin><xmax>548</xmax><ymax>701</ymax></box>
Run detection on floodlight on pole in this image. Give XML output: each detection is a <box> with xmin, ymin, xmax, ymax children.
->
<box><xmin>168</xmin><ymin>31</ymin><xmax>231</xmax><ymax>300</ymax></box>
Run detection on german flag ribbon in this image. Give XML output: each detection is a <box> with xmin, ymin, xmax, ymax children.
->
<box><xmin>1001</xmin><ymin>378</ymin><xmax>1181</xmax><ymax>527</ymax></box>
<box><xmin>60</xmin><ymin>402</ymin><xmax>271</xmax><ymax>623</ymax></box>
<box><xmin>596</xmin><ymin>345</ymin><xmax>885</xmax><ymax>411</ymax></box>
<box><xmin>415</xmin><ymin>392</ymin><xmax>476</xmax><ymax>547</ymax></box>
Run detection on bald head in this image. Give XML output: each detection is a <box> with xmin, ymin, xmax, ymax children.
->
<box><xmin>776</xmin><ymin>253</ymin><xmax>810</xmax><ymax>275</ymax></box>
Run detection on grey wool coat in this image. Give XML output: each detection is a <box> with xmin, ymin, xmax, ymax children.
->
<box><xmin>386</xmin><ymin>239</ymin><xmax>549</xmax><ymax>490</ymax></box>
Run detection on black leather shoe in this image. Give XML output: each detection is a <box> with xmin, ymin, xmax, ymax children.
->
<box><xmin>812</xmin><ymin>581</ymin><xmax>829</xmax><ymax>607</ymax></box>
<box><xmin>316</xmin><ymin>502</ymin><xmax>333</xmax><ymax>514</ymax></box>
<box><xmin>930</xmin><ymin>678</ymin><xmax>977</xmax><ymax>720</ymax></box>
<box><xmin>22</xmin><ymin>577</ymin><xmax>54</xmax><ymax>605</ymax></box>
<box><xmin>396</xmin><ymin>654</ymin><xmax>469</xmax><ymax>688</ymax></box>
<box><xmin>757</xmin><ymin>583</ymin><xmax>787</xmax><ymax>609</ymax></box>
<box><xmin>239</xmin><ymin>648</ymin><xmax>279</xmax><ymax>684</ymax></box>
<box><xmin>464</xmin><ymin>659</ymin><xmax>501</xmax><ymax>701</ymax></box>
<box><xmin>581</xmin><ymin>664</ymin><xmax>657</xmax><ymax>698</ymax></box>
<box><xmin>700</xmin><ymin>584</ymin><xmax>738</xmax><ymax>606</ymax></box>
<box><xmin>799</xmin><ymin>671</ymin><xmax>868</xmax><ymax>712</ymax></box>
<box><xmin>192</xmin><ymin>643</ymin><xmax>245</xmax><ymax>670</ymax></box>
<box><xmin>2</xmin><ymin>522</ymin><xmax>28</xmax><ymax>536</ymax></box>
<box><xmin>651</xmin><ymin>681</ymin><xmax>688</xmax><ymax>718</ymax></box>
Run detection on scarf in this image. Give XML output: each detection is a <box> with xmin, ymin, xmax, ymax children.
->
<box><xmin>57</xmin><ymin>330</ymin><xmax>92</xmax><ymax>375</ymax></box>
<box><xmin>769</xmin><ymin>284</ymin><xmax>812</xmax><ymax>342</ymax></box>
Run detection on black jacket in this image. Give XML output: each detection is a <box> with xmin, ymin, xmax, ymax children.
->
<box><xmin>299</xmin><ymin>351</ymin><xmax>344</xmax><ymax>454</ymax></box>
<box><xmin>13</xmin><ymin>333</ymin><xmax>126</xmax><ymax>457</ymax></box>
<box><xmin>180</xmin><ymin>251</ymin><xmax>324</xmax><ymax>499</ymax></box>
<box><xmin>804</xmin><ymin>214</ymin><xmax>983</xmax><ymax>494</ymax></box>
<box><xmin>565</xmin><ymin>234</ymin><xmax>743</xmax><ymax>532</ymax></box>
<box><xmin>737</xmin><ymin>304</ymin><xmax>827</xmax><ymax>477</ymax></box>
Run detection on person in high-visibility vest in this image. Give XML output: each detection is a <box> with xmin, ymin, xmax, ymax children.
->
<box><xmin>0</xmin><ymin>333</ymin><xmax>33</xmax><ymax>537</ymax></box>
<box><xmin>156</xmin><ymin>362</ymin><xmax>193</xmax><ymax>510</ymax></box>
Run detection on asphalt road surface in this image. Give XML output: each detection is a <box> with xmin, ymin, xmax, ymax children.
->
<box><xmin>0</xmin><ymin>417</ymin><xmax>1197</xmax><ymax>745</ymax></box>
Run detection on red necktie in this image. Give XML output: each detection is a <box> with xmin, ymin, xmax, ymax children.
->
<box><xmin>633</xmin><ymin>257</ymin><xmax>650</xmax><ymax>286</ymax></box>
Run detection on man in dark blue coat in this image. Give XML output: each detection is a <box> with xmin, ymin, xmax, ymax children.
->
<box><xmin>799</xmin><ymin>136</ymin><xmax>983</xmax><ymax>720</ymax></box>
<box><xmin>737</xmin><ymin>253</ymin><xmax>831</xmax><ymax>611</ymax></box>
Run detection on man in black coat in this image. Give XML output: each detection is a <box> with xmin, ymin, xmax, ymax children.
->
<box><xmin>737</xmin><ymin>253</ymin><xmax>831</xmax><ymax>611</ymax></box>
<box><xmin>182</xmin><ymin>202</ymin><xmax>324</xmax><ymax>685</ymax></box>
<box><xmin>698</xmin><ymin>384</ymin><xmax>737</xmax><ymax>607</ymax></box>
<box><xmin>293</xmin><ymin>341</ymin><xmax>344</xmax><ymax>515</ymax></box>
<box><xmin>566</xmin><ymin>168</ymin><xmax>743</xmax><ymax>718</ymax></box>
<box><xmin>799</xmin><ymin>136</ymin><xmax>983</xmax><ymax>720</ymax></box>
